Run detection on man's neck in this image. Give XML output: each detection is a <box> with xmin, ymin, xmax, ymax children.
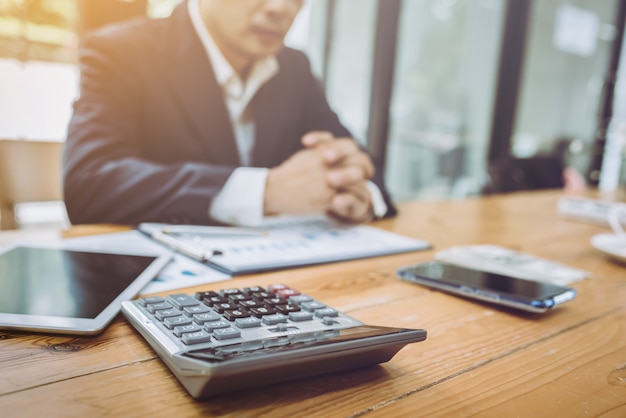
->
<box><xmin>238</xmin><ymin>60</ymin><xmax>255</xmax><ymax>82</ymax></box>
<box><xmin>199</xmin><ymin>3</ymin><xmax>254</xmax><ymax>80</ymax></box>
<box><xmin>212</xmin><ymin>38</ymin><xmax>255</xmax><ymax>81</ymax></box>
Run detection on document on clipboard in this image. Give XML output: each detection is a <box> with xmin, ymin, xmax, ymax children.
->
<box><xmin>138</xmin><ymin>215</ymin><xmax>431</xmax><ymax>275</ymax></box>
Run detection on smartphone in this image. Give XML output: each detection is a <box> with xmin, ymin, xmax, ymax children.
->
<box><xmin>397</xmin><ymin>260</ymin><xmax>577</xmax><ymax>313</ymax></box>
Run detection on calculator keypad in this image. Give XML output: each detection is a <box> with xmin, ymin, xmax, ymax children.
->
<box><xmin>136</xmin><ymin>284</ymin><xmax>356</xmax><ymax>347</ymax></box>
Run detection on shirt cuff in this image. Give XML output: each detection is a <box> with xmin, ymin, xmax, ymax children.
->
<box><xmin>209</xmin><ymin>167</ymin><xmax>269</xmax><ymax>226</ymax></box>
<box><xmin>366</xmin><ymin>181</ymin><xmax>388</xmax><ymax>218</ymax></box>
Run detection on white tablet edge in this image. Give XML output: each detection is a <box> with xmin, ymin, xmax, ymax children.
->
<box><xmin>0</xmin><ymin>243</ymin><xmax>173</xmax><ymax>335</ymax></box>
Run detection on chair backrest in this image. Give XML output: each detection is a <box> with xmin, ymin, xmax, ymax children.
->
<box><xmin>482</xmin><ymin>156</ymin><xmax>565</xmax><ymax>194</ymax></box>
<box><xmin>0</xmin><ymin>139</ymin><xmax>64</xmax><ymax>229</ymax></box>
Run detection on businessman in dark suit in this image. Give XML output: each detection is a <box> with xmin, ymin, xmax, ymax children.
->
<box><xmin>64</xmin><ymin>0</ymin><xmax>395</xmax><ymax>226</ymax></box>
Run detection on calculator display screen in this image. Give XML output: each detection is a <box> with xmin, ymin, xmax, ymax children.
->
<box><xmin>0</xmin><ymin>246</ymin><xmax>158</xmax><ymax>319</ymax></box>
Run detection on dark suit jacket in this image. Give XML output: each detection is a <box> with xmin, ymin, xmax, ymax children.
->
<box><xmin>64</xmin><ymin>1</ymin><xmax>395</xmax><ymax>225</ymax></box>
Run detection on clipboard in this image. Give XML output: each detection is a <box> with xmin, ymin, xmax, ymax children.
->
<box><xmin>138</xmin><ymin>215</ymin><xmax>431</xmax><ymax>275</ymax></box>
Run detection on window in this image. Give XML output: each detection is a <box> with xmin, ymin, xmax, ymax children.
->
<box><xmin>0</xmin><ymin>0</ymin><xmax>79</xmax><ymax>141</ymax></box>
<box><xmin>511</xmin><ymin>0</ymin><xmax>622</xmax><ymax>187</ymax></box>
<box><xmin>323</xmin><ymin>0</ymin><xmax>378</xmax><ymax>145</ymax></box>
<box><xmin>0</xmin><ymin>0</ymin><xmax>78</xmax><ymax>63</ymax></box>
<box><xmin>384</xmin><ymin>0</ymin><xmax>505</xmax><ymax>201</ymax></box>
<box><xmin>512</xmin><ymin>1</ymin><xmax>617</xmax><ymax>158</ymax></box>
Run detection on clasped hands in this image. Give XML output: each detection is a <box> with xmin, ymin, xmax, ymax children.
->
<box><xmin>264</xmin><ymin>131</ymin><xmax>375</xmax><ymax>223</ymax></box>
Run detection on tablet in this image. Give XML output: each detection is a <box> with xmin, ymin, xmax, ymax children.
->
<box><xmin>0</xmin><ymin>244</ymin><xmax>171</xmax><ymax>335</ymax></box>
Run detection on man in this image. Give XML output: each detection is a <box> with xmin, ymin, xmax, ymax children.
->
<box><xmin>63</xmin><ymin>0</ymin><xmax>396</xmax><ymax>226</ymax></box>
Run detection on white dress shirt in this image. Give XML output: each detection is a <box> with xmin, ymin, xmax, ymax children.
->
<box><xmin>188</xmin><ymin>0</ymin><xmax>386</xmax><ymax>226</ymax></box>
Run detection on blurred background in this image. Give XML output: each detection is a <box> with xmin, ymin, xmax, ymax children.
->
<box><xmin>1</xmin><ymin>0</ymin><xmax>625</xmax><ymax>228</ymax></box>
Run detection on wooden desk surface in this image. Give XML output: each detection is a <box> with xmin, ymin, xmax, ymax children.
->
<box><xmin>1</xmin><ymin>190</ymin><xmax>625</xmax><ymax>417</ymax></box>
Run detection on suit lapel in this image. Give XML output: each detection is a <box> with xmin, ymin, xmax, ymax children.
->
<box><xmin>160</xmin><ymin>2</ymin><xmax>239</xmax><ymax>166</ymax></box>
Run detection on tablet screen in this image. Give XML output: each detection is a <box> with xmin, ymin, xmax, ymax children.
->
<box><xmin>0</xmin><ymin>246</ymin><xmax>159</xmax><ymax>319</ymax></box>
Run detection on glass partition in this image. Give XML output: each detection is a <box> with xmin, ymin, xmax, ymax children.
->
<box><xmin>323</xmin><ymin>0</ymin><xmax>378</xmax><ymax>145</ymax></box>
<box><xmin>384</xmin><ymin>0</ymin><xmax>505</xmax><ymax>201</ymax></box>
<box><xmin>511</xmin><ymin>0</ymin><xmax>618</xmax><ymax>177</ymax></box>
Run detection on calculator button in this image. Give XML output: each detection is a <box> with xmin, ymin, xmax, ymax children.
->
<box><xmin>235</xmin><ymin>317</ymin><xmax>262</xmax><ymax>328</ymax></box>
<box><xmin>276</xmin><ymin>288</ymin><xmax>300</xmax><ymax>298</ymax></box>
<box><xmin>238</xmin><ymin>299</ymin><xmax>266</xmax><ymax>310</ymax></box>
<box><xmin>202</xmin><ymin>295</ymin><xmax>228</xmax><ymax>306</ymax></box>
<box><xmin>219</xmin><ymin>288</ymin><xmax>242</xmax><ymax>297</ymax></box>
<box><xmin>146</xmin><ymin>301</ymin><xmax>174</xmax><ymax>313</ymax></box>
<box><xmin>267</xmin><ymin>284</ymin><xmax>289</xmax><ymax>293</ymax></box>
<box><xmin>213</xmin><ymin>327</ymin><xmax>241</xmax><ymax>340</ymax></box>
<box><xmin>222</xmin><ymin>309</ymin><xmax>251</xmax><ymax>321</ymax></box>
<box><xmin>314</xmin><ymin>308</ymin><xmax>339</xmax><ymax>318</ymax></box>
<box><xmin>228</xmin><ymin>293</ymin><xmax>252</xmax><ymax>303</ymax></box>
<box><xmin>163</xmin><ymin>316</ymin><xmax>193</xmax><ymax>329</ymax></box>
<box><xmin>252</xmin><ymin>291</ymin><xmax>272</xmax><ymax>300</ymax></box>
<box><xmin>301</xmin><ymin>301</ymin><xmax>326</xmax><ymax>311</ymax></box>
<box><xmin>289</xmin><ymin>295</ymin><xmax>313</xmax><ymax>305</ymax></box>
<box><xmin>242</xmin><ymin>286</ymin><xmax>265</xmax><ymax>294</ymax></box>
<box><xmin>275</xmin><ymin>304</ymin><xmax>301</xmax><ymax>315</ymax></box>
<box><xmin>167</xmin><ymin>294</ymin><xmax>201</xmax><ymax>309</ymax></box>
<box><xmin>156</xmin><ymin>309</ymin><xmax>183</xmax><ymax>321</ymax></box>
<box><xmin>262</xmin><ymin>313</ymin><xmax>288</xmax><ymax>325</ymax></box>
<box><xmin>204</xmin><ymin>320</ymin><xmax>231</xmax><ymax>332</ymax></box>
<box><xmin>183</xmin><ymin>304</ymin><xmax>212</xmax><ymax>316</ymax></box>
<box><xmin>138</xmin><ymin>296</ymin><xmax>164</xmax><ymax>306</ymax></box>
<box><xmin>265</xmin><ymin>297</ymin><xmax>288</xmax><ymax>306</ymax></box>
<box><xmin>195</xmin><ymin>290</ymin><xmax>219</xmax><ymax>301</ymax></box>
<box><xmin>288</xmin><ymin>311</ymin><xmax>314</xmax><ymax>322</ymax></box>
<box><xmin>213</xmin><ymin>302</ymin><xmax>239</xmax><ymax>313</ymax></box>
<box><xmin>192</xmin><ymin>311</ymin><xmax>222</xmax><ymax>324</ymax></box>
<box><xmin>250</xmin><ymin>306</ymin><xmax>277</xmax><ymax>317</ymax></box>
<box><xmin>196</xmin><ymin>291</ymin><xmax>228</xmax><ymax>306</ymax></box>
<box><xmin>173</xmin><ymin>323</ymin><xmax>203</xmax><ymax>337</ymax></box>
<box><xmin>181</xmin><ymin>330</ymin><xmax>213</xmax><ymax>345</ymax></box>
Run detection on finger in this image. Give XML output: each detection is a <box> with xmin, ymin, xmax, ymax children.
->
<box><xmin>301</xmin><ymin>131</ymin><xmax>335</xmax><ymax>148</ymax></box>
<box><xmin>321</xmin><ymin>140</ymin><xmax>375</xmax><ymax>178</ymax></box>
<box><xmin>344</xmin><ymin>150</ymin><xmax>374</xmax><ymax>179</ymax></box>
<box><xmin>344</xmin><ymin>181</ymin><xmax>372</xmax><ymax>201</ymax></box>
<box><xmin>303</xmin><ymin>137</ymin><xmax>361</xmax><ymax>166</ymax></box>
<box><xmin>319</xmin><ymin>138</ymin><xmax>358</xmax><ymax>164</ymax></box>
<box><xmin>325</xmin><ymin>155</ymin><xmax>375</xmax><ymax>187</ymax></box>
<box><xmin>326</xmin><ymin>166</ymin><xmax>369</xmax><ymax>189</ymax></box>
<box><xmin>302</xmin><ymin>135</ymin><xmax>375</xmax><ymax>180</ymax></box>
<box><xmin>328</xmin><ymin>192</ymin><xmax>372</xmax><ymax>223</ymax></box>
<box><xmin>330</xmin><ymin>183</ymin><xmax>371</xmax><ymax>216</ymax></box>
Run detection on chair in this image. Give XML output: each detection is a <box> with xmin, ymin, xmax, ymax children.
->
<box><xmin>482</xmin><ymin>155</ymin><xmax>565</xmax><ymax>194</ymax></box>
<box><xmin>0</xmin><ymin>139</ymin><xmax>65</xmax><ymax>230</ymax></box>
<box><xmin>482</xmin><ymin>138</ymin><xmax>575</xmax><ymax>194</ymax></box>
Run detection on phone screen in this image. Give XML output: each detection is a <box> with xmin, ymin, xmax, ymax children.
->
<box><xmin>402</xmin><ymin>261</ymin><xmax>570</xmax><ymax>299</ymax></box>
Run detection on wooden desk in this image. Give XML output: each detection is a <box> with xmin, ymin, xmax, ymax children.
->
<box><xmin>1</xmin><ymin>190</ymin><xmax>625</xmax><ymax>417</ymax></box>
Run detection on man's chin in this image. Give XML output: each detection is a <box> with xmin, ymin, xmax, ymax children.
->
<box><xmin>247</xmin><ymin>43</ymin><xmax>284</xmax><ymax>58</ymax></box>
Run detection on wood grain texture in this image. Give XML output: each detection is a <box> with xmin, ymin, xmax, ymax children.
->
<box><xmin>1</xmin><ymin>190</ymin><xmax>625</xmax><ymax>417</ymax></box>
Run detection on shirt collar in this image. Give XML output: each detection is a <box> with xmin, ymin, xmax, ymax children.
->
<box><xmin>187</xmin><ymin>0</ymin><xmax>278</xmax><ymax>99</ymax></box>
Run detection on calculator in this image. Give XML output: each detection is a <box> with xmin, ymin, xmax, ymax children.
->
<box><xmin>121</xmin><ymin>284</ymin><xmax>427</xmax><ymax>398</ymax></box>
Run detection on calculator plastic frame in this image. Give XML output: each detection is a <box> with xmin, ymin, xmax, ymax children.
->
<box><xmin>122</xmin><ymin>298</ymin><xmax>426</xmax><ymax>398</ymax></box>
